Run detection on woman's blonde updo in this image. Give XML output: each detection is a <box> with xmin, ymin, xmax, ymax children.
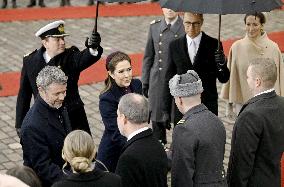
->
<box><xmin>62</xmin><ymin>130</ymin><xmax>96</xmax><ymax>173</ymax></box>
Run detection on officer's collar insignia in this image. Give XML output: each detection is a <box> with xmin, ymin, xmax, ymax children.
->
<box><xmin>177</xmin><ymin>119</ymin><xmax>185</xmax><ymax>125</ymax></box>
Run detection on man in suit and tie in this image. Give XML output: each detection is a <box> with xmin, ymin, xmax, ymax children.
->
<box><xmin>115</xmin><ymin>93</ymin><xmax>168</xmax><ymax>187</ymax></box>
<box><xmin>164</xmin><ymin>12</ymin><xmax>230</xmax><ymax>124</ymax></box>
<box><xmin>227</xmin><ymin>58</ymin><xmax>284</xmax><ymax>187</ymax></box>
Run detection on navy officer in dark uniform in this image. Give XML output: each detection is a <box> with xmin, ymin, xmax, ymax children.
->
<box><xmin>16</xmin><ymin>20</ymin><xmax>103</xmax><ymax>136</ymax></box>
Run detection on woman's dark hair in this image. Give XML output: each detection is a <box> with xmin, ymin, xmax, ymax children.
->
<box><xmin>6</xmin><ymin>166</ymin><xmax>42</xmax><ymax>187</ymax></box>
<box><xmin>244</xmin><ymin>12</ymin><xmax>266</xmax><ymax>24</ymax></box>
<box><xmin>101</xmin><ymin>51</ymin><xmax>132</xmax><ymax>94</ymax></box>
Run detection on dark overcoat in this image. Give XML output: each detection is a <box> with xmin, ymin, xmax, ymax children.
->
<box><xmin>16</xmin><ymin>45</ymin><xmax>103</xmax><ymax>133</ymax></box>
<box><xmin>115</xmin><ymin>129</ymin><xmax>168</xmax><ymax>187</ymax></box>
<box><xmin>142</xmin><ymin>16</ymin><xmax>185</xmax><ymax>122</ymax></box>
<box><xmin>51</xmin><ymin>169</ymin><xmax>122</xmax><ymax>187</ymax></box>
<box><xmin>164</xmin><ymin>32</ymin><xmax>230</xmax><ymax>123</ymax></box>
<box><xmin>97</xmin><ymin>79</ymin><xmax>142</xmax><ymax>172</ymax></box>
<box><xmin>227</xmin><ymin>91</ymin><xmax>284</xmax><ymax>187</ymax></box>
<box><xmin>171</xmin><ymin>104</ymin><xmax>227</xmax><ymax>187</ymax></box>
<box><xmin>21</xmin><ymin>96</ymin><xmax>72</xmax><ymax>187</ymax></box>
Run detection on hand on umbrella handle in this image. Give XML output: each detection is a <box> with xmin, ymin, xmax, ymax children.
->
<box><xmin>215</xmin><ymin>50</ymin><xmax>227</xmax><ymax>70</ymax></box>
<box><xmin>85</xmin><ymin>31</ymin><xmax>101</xmax><ymax>49</ymax></box>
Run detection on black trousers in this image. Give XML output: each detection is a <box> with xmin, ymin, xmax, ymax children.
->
<box><xmin>67</xmin><ymin>106</ymin><xmax>91</xmax><ymax>135</ymax></box>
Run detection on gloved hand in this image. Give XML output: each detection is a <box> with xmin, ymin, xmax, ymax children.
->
<box><xmin>85</xmin><ymin>31</ymin><xmax>101</xmax><ymax>49</ymax></box>
<box><xmin>164</xmin><ymin>120</ymin><xmax>171</xmax><ymax>130</ymax></box>
<box><xmin>142</xmin><ymin>84</ymin><xmax>149</xmax><ymax>98</ymax></box>
<box><xmin>16</xmin><ymin>128</ymin><xmax>21</xmax><ymax>138</ymax></box>
<box><xmin>226</xmin><ymin>102</ymin><xmax>237</xmax><ymax>121</ymax></box>
<box><xmin>215</xmin><ymin>50</ymin><xmax>227</xmax><ymax>70</ymax></box>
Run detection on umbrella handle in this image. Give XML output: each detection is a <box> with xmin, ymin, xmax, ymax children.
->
<box><xmin>94</xmin><ymin>1</ymin><xmax>100</xmax><ymax>33</ymax></box>
<box><xmin>217</xmin><ymin>14</ymin><xmax>221</xmax><ymax>51</ymax></box>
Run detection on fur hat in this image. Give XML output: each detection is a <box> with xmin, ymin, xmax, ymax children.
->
<box><xmin>169</xmin><ymin>70</ymin><xmax>203</xmax><ymax>97</ymax></box>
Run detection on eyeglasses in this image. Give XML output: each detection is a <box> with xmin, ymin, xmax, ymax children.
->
<box><xmin>184</xmin><ymin>21</ymin><xmax>201</xmax><ymax>27</ymax></box>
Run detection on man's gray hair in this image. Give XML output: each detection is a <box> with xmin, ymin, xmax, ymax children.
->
<box><xmin>36</xmin><ymin>66</ymin><xmax>68</xmax><ymax>90</ymax></box>
<box><xmin>249</xmin><ymin>58</ymin><xmax>277</xmax><ymax>88</ymax></box>
<box><xmin>118</xmin><ymin>93</ymin><xmax>149</xmax><ymax>124</ymax></box>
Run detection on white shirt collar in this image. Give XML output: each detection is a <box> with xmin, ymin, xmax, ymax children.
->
<box><xmin>43</xmin><ymin>51</ymin><xmax>51</xmax><ymax>63</ymax></box>
<box><xmin>186</xmin><ymin>32</ymin><xmax>202</xmax><ymax>47</ymax></box>
<box><xmin>254</xmin><ymin>88</ymin><xmax>275</xmax><ymax>97</ymax></box>
<box><xmin>166</xmin><ymin>16</ymin><xmax>178</xmax><ymax>26</ymax></box>
<box><xmin>127</xmin><ymin>127</ymin><xmax>149</xmax><ymax>141</ymax></box>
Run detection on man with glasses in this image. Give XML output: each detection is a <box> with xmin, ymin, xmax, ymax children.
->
<box><xmin>163</xmin><ymin>12</ymin><xmax>230</xmax><ymax>125</ymax></box>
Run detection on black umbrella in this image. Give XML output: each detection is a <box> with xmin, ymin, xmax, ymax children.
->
<box><xmin>92</xmin><ymin>0</ymin><xmax>147</xmax><ymax>33</ymax></box>
<box><xmin>159</xmin><ymin>0</ymin><xmax>283</xmax><ymax>50</ymax></box>
<box><xmin>159</xmin><ymin>0</ymin><xmax>283</xmax><ymax>14</ymax></box>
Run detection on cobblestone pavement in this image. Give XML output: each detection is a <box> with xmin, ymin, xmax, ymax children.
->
<box><xmin>0</xmin><ymin>0</ymin><xmax>284</xmax><ymax>177</ymax></box>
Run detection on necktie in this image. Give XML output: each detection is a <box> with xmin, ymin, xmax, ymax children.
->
<box><xmin>188</xmin><ymin>40</ymin><xmax>196</xmax><ymax>63</ymax></box>
<box><xmin>167</xmin><ymin>23</ymin><xmax>171</xmax><ymax>31</ymax></box>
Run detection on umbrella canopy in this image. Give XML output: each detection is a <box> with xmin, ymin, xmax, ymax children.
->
<box><xmin>159</xmin><ymin>0</ymin><xmax>283</xmax><ymax>14</ymax></box>
<box><xmin>159</xmin><ymin>0</ymin><xmax>283</xmax><ymax>50</ymax></box>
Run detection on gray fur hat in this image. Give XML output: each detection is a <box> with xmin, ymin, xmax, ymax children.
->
<box><xmin>169</xmin><ymin>70</ymin><xmax>203</xmax><ymax>97</ymax></box>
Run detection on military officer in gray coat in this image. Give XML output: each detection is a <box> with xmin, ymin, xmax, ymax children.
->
<box><xmin>142</xmin><ymin>8</ymin><xmax>185</xmax><ymax>144</ymax></box>
<box><xmin>169</xmin><ymin>70</ymin><xmax>227</xmax><ymax>187</ymax></box>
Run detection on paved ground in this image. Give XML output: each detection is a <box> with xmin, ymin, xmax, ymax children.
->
<box><xmin>0</xmin><ymin>0</ymin><xmax>284</xmax><ymax>179</ymax></box>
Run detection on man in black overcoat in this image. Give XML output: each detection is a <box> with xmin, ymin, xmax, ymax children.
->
<box><xmin>16</xmin><ymin>20</ymin><xmax>103</xmax><ymax>136</ymax></box>
<box><xmin>227</xmin><ymin>58</ymin><xmax>284</xmax><ymax>187</ymax></box>
<box><xmin>21</xmin><ymin>66</ymin><xmax>71</xmax><ymax>187</ymax></box>
<box><xmin>164</xmin><ymin>12</ymin><xmax>230</xmax><ymax>124</ymax></box>
<box><xmin>115</xmin><ymin>93</ymin><xmax>168</xmax><ymax>187</ymax></box>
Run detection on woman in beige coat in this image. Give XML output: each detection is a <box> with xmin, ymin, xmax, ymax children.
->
<box><xmin>221</xmin><ymin>12</ymin><xmax>284</xmax><ymax>116</ymax></box>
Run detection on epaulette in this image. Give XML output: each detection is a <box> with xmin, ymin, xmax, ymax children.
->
<box><xmin>150</xmin><ymin>19</ymin><xmax>161</xmax><ymax>25</ymax></box>
<box><xmin>23</xmin><ymin>49</ymin><xmax>37</xmax><ymax>58</ymax></box>
<box><xmin>177</xmin><ymin>119</ymin><xmax>185</xmax><ymax>125</ymax></box>
<box><xmin>66</xmin><ymin>46</ymin><xmax>79</xmax><ymax>52</ymax></box>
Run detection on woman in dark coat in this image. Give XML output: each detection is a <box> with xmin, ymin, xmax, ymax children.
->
<box><xmin>52</xmin><ymin>130</ymin><xmax>121</xmax><ymax>187</ymax></box>
<box><xmin>96</xmin><ymin>51</ymin><xmax>142</xmax><ymax>172</ymax></box>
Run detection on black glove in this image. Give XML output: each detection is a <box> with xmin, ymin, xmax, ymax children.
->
<box><xmin>16</xmin><ymin>128</ymin><xmax>21</xmax><ymax>138</ymax></box>
<box><xmin>164</xmin><ymin>120</ymin><xmax>171</xmax><ymax>130</ymax></box>
<box><xmin>85</xmin><ymin>31</ymin><xmax>101</xmax><ymax>49</ymax></box>
<box><xmin>142</xmin><ymin>84</ymin><xmax>149</xmax><ymax>98</ymax></box>
<box><xmin>215</xmin><ymin>50</ymin><xmax>227</xmax><ymax>70</ymax></box>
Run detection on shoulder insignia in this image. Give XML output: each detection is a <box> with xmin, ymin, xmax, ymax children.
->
<box><xmin>23</xmin><ymin>49</ymin><xmax>37</xmax><ymax>58</ymax></box>
<box><xmin>177</xmin><ymin>119</ymin><xmax>186</xmax><ymax>125</ymax></box>
<box><xmin>67</xmin><ymin>46</ymin><xmax>79</xmax><ymax>52</ymax></box>
<box><xmin>150</xmin><ymin>19</ymin><xmax>161</xmax><ymax>25</ymax></box>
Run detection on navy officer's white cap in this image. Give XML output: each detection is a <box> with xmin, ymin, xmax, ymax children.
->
<box><xmin>35</xmin><ymin>20</ymin><xmax>69</xmax><ymax>39</ymax></box>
